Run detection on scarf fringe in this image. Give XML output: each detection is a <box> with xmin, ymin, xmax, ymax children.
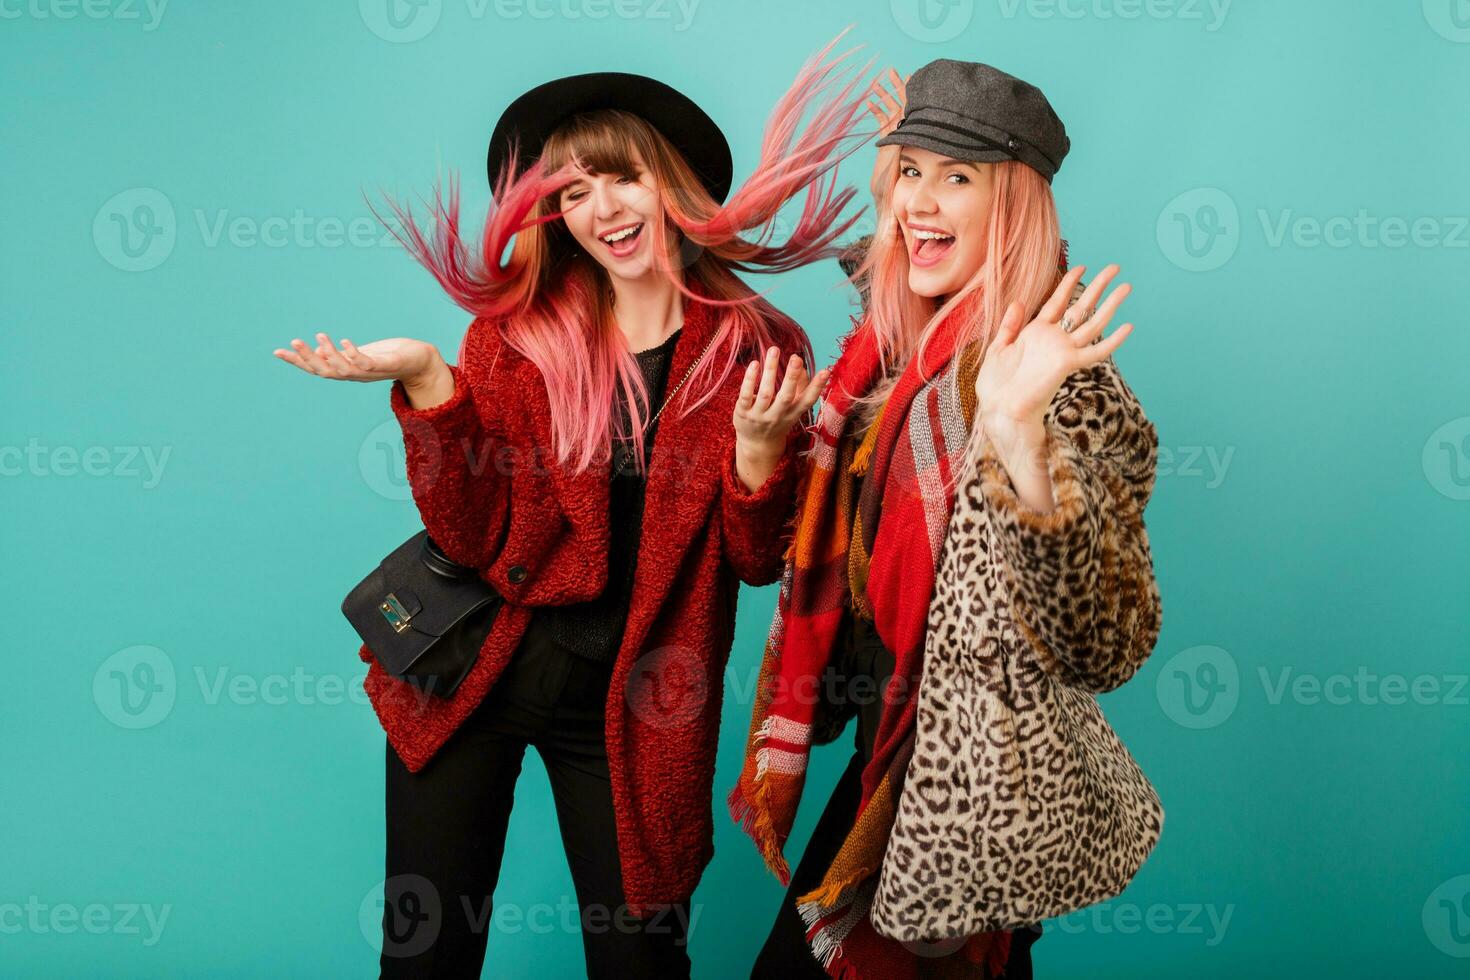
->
<box><xmin>795</xmin><ymin>866</ymin><xmax>872</xmax><ymax>910</ymax></box>
<box><xmin>725</xmin><ymin>780</ymin><xmax>792</xmax><ymax>886</ymax></box>
<box><xmin>797</xmin><ymin>890</ymin><xmax>859</xmax><ymax>975</ymax></box>
<box><xmin>850</xmin><ymin>426</ymin><xmax>878</xmax><ymax>475</ymax></box>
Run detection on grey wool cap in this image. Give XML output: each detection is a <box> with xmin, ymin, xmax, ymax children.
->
<box><xmin>876</xmin><ymin>59</ymin><xmax>1070</xmax><ymax>183</ymax></box>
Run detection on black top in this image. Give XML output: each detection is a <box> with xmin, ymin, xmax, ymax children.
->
<box><xmin>847</xmin><ymin>612</ymin><xmax>895</xmax><ymax>764</ymax></box>
<box><xmin>512</xmin><ymin>328</ymin><xmax>683</xmax><ymax>708</ymax></box>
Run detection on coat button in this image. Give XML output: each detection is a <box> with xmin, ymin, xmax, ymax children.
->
<box><xmin>507</xmin><ymin>565</ymin><xmax>527</xmax><ymax>584</ymax></box>
<box><xmin>1007</xmin><ymin>137</ymin><xmax>1021</xmax><ymax>151</ymax></box>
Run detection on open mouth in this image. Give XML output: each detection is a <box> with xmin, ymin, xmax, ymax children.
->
<box><xmin>909</xmin><ymin>227</ymin><xmax>955</xmax><ymax>268</ymax></box>
<box><xmin>598</xmin><ymin>222</ymin><xmax>645</xmax><ymax>257</ymax></box>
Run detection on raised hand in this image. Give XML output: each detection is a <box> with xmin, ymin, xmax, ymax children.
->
<box><xmin>272</xmin><ymin>333</ymin><xmax>440</xmax><ymax>385</ymax></box>
<box><xmin>866</xmin><ymin>67</ymin><xmax>909</xmax><ymax>206</ymax></box>
<box><xmin>975</xmin><ymin>264</ymin><xmax>1136</xmax><ymax>430</ymax></box>
<box><xmin>732</xmin><ymin>345</ymin><xmax>830</xmax><ymax>492</ymax></box>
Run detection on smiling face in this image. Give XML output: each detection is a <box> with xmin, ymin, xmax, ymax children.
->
<box><xmin>888</xmin><ymin>145</ymin><xmax>998</xmax><ymax>299</ymax></box>
<box><xmin>556</xmin><ymin>145</ymin><xmax>664</xmax><ymax>283</ymax></box>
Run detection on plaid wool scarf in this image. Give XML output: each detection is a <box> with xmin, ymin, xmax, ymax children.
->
<box><xmin>729</xmin><ymin>256</ymin><xmax>1068</xmax><ymax>980</ymax></box>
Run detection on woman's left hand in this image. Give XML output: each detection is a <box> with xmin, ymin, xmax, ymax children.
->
<box><xmin>975</xmin><ymin>263</ymin><xmax>1136</xmax><ymax>429</ymax></box>
<box><xmin>732</xmin><ymin>345</ymin><xmax>829</xmax><ymax>492</ymax></box>
<box><xmin>866</xmin><ymin>67</ymin><xmax>910</xmax><ymax>206</ymax></box>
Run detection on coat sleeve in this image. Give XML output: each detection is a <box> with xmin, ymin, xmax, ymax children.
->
<box><xmin>388</xmin><ymin>317</ymin><xmax>511</xmax><ymax>571</ymax></box>
<box><xmin>718</xmin><ymin>423</ymin><xmax>805</xmax><ymax>587</ymax></box>
<box><xmin>973</xmin><ymin>354</ymin><xmax>1164</xmax><ymax>694</ymax></box>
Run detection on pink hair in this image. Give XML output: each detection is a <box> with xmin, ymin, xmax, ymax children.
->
<box><xmin>369</xmin><ymin>31</ymin><xmax>875</xmax><ymax>473</ymax></box>
<box><xmin>846</xmin><ymin>159</ymin><xmax>1069</xmax><ymax>487</ymax></box>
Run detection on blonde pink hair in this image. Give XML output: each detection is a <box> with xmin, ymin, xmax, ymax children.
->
<box><xmin>846</xmin><ymin>156</ymin><xmax>1070</xmax><ymax>487</ymax></box>
<box><xmin>372</xmin><ymin>35</ymin><xmax>874</xmax><ymax>473</ymax></box>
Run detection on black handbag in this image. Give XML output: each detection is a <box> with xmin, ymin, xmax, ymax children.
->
<box><xmin>341</xmin><ymin>529</ymin><xmax>504</xmax><ymax>699</ymax></box>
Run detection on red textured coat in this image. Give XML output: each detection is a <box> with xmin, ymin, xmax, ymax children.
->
<box><xmin>356</xmin><ymin>289</ymin><xmax>804</xmax><ymax>911</ymax></box>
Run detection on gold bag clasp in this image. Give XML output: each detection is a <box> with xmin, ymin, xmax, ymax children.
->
<box><xmin>380</xmin><ymin>593</ymin><xmax>412</xmax><ymax>634</ymax></box>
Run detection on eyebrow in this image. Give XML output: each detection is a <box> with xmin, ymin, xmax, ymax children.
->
<box><xmin>899</xmin><ymin>153</ymin><xmax>981</xmax><ymax>172</ymax></box>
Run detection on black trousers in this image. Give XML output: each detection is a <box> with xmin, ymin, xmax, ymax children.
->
<box><xmin>379</xmin><ymin>633</ymin><xmax>692</xmax><ymax>979</ymax></box>
<box><xmin>752</xmin><ymin>744</ymin><xmax>1042</xmax><ymax>977</ymax></box>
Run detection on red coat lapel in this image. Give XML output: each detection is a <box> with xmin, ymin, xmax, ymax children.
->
<box><xmin>620</xmin><ymin>291</ymin><xmax>732</xmax><ymax>654</ymax></box>
<box><xmin>501</xmin><ymin>288</ymin><xmax>736</xmax><ymax>636</ymax></box>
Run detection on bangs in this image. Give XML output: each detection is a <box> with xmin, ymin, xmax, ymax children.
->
<box><xmin>540</xmin><ymin>109</ymin><xmax>646</xmax><ymax>179</ymax></box>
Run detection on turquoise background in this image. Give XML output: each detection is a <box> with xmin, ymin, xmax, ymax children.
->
<box><xmin>4</xmin><ymin>0</ymin><xmax>1468</xmax><ymax>976</ymax></box>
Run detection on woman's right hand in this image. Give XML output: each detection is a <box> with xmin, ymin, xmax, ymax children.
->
<box><xmin>272</xmin><ymin>333</ymin><xmax>443</xmax><ymax>388</ymax></box>
<box><xmin>866</xmin><ymin>68</ymin><xmax>908</xmax><ymax>206</ymax></box>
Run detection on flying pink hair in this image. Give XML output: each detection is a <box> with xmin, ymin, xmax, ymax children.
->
<box><xmin>370</xmin><ymin>31</ymin><xmax>876</xmax><ymax>473</ymax></box>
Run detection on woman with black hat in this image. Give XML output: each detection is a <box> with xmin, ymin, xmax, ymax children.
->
<box><xmin>273</xmin><ymin>35</ymin><xmax>875</xmax><ymax>979</ymax></box>
<box><xmin>731</xmin><ymin>60</ymin><xmax>1166</xmax><ymax>979</ymax></box>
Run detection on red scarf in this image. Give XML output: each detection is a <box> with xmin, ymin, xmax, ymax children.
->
<box><xmin>730</xmin><ymin>250</ymin><xmax>1067</xmax><ymax>978</ymax></box>
<box><xmin>730</xmin><ymin>297</ymin><xmax>1008</xmax><ymax>979</ymax></box>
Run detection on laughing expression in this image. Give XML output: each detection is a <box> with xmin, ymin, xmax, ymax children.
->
<box><xmin>889</xmin><ymin>146</ymin><xmax>997</xmax><ymax>299</ymax></box>
<box><xmin>557</xmin><ymin>147</ymin><xmax>662</xmax><ymax>281</ymax></box>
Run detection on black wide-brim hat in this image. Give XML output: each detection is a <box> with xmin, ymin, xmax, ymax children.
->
<box><xmin>486</xmin><ymin>72</ymin><xmax>733</xmax><ymax>204</ymax></box>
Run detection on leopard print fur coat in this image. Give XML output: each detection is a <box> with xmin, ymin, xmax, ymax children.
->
<box><xmin>868</xmin><ymin>308</ymin><xmax>1166</xmax><ymax>941</ymax></box>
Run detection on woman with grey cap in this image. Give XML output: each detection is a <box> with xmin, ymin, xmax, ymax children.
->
<box><xmin>730</xmin><ymin>59</ymin><xmax>1166</xmax><ymax>979</ymax></box>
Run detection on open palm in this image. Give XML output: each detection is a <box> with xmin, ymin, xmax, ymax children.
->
<box><xmin>734</xmin><ymin>346</ymin><xmax>829</xmax><ymax>450</ymax></box>
<box><xmin>272</xmin><ymin>332</ymin><xmax>435</xmax><ymax>384</ymax></box>
<box><xmin>976</xmin><ymin>264</ymin><xmax>1136</xmax><ymax>426</ymax></box>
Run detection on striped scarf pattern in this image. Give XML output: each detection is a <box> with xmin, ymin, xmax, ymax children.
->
<box><xmin>729</xmin><ymin>298</ymin><xmax>1011</xmax><ymax>980</ymax></box>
